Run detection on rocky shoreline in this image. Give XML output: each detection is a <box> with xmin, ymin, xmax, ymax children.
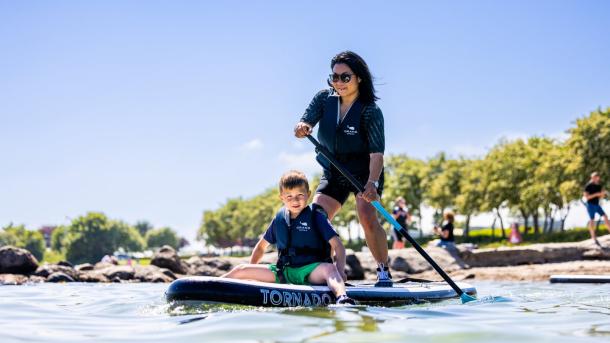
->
<box><xmin>2</xmin><ymin>236</ymin><xmax>610</xmax><ymax>285</ymax></box>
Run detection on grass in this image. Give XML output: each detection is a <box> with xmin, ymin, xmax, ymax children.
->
<box><xmin>458</xmin><ymin>225</ymin><xmax>608</xmax><ymax>248</ymax></box>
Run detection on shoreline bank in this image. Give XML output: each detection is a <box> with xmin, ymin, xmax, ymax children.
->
<box><xmin>1</xmin><ymin>235</ymin><xmax>609</xmax><ymax>285</ymax></box>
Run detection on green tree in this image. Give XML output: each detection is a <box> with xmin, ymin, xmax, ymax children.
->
<box><xmin>64</xmin><ymin>212</ymin><xmax>145</xmax><ymax>264</ymax></box>
<box><xmin>567</xmin><ymin>107</ymin><xmax>610</xmax><ymax>189</ymax></box>
<box><xmin>134</xmin><ymin>221</ymin><xmax>153</xmax><ymax>237</ymax></box>
<box><xmin>425</xmin><ymin>157</ymin><xmax>464</xmax><ymax>225</ymax></box>
<box><xmin>146</xmin><ymin>227</ymin><xmax>180</xmax><ymax>249</ymax></box>
<box><xmin>455</xmin><ymin>159</ymin><xmax>486</xmax><ymax>236</ymax></box>
<box><xmin>1</xmin><ymin>224</ymin><xmax>46</xmax><ymax>260</ymax></box>
<box><xmin>384</xmin><ymin>155</ymin><xmax>426</xmax><ymax>236</ymax></box>
<box><xmin>50</xmin><ymin>225</ymin><xmax>70</xmax><ymax>252</ymax></box>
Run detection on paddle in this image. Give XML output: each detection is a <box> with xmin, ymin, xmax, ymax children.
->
<box><xmin>306</xmin><ymin>135</ymin><xmax>476</xmax><ymax>303</ymax></box>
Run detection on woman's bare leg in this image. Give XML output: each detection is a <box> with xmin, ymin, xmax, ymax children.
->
<box><xmin>356</xmin><ymin>196</ymin><xmax>388</xmax><ymax>264</ymax></box>
<box><xmin>312</xmin><ymin>193</ymin><xmax>342</xmax><ymax>220</ymax></box>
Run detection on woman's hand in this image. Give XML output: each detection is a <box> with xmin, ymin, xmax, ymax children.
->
<box><xmin>358</xmin><ymin>182</ymin><xmax>379</xmax><ymax>202</ymax></box>
<box><xmin>294</xmin><ymin>122</ymin><xmax>312</xmax><ymax>138</ymax></box>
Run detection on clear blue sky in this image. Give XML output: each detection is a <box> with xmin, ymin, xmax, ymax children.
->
<box><xmin>1</xmin><ymin>1</ymin><xmax>609</xmax><ymax>240</ymax></box>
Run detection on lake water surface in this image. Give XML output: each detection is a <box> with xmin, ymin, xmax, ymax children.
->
<box><xmin>1</xmin><ymin>281</ymin><xmax>609</xmax><ymax>342</ymax></box>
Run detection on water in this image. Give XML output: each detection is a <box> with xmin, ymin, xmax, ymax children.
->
<box><xmin>0</xmin><ymin>281</ymin><xmax>609</xmax><ymax>342</ymax></box>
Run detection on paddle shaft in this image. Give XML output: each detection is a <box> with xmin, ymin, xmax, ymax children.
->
<box><xmin>306</xmin><ymin>135</ymin><xmax>466</xmax><ymax>297</ymax></box>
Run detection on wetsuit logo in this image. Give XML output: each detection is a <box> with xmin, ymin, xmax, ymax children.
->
<box><xmin>343</xmin><ymin>125</ymin><xmax>357</xmax><ymax>136</ymax></box>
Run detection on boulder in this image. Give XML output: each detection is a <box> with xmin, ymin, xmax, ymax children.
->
<box><xmin>75</xmin><ymin>263</ymin><xmax>94</xmax><ymax>271</ymax></box>
<box><xmin>57</xmin><ymin>261</ymin><xmax>74</xmax><ymax>268</ymax></box>
<box><xmin>185</xmin><ymin>256</ymin><xmax>237</xmax><ymax>276</ymax></box>
<box><xmin>47</xmin><ymin>272</ymin><xmax>75</xmax><ymax>283</ymax></box>
<box><xmin>101</xmin><ymin>265</ymin><xmax>135</xmax><ymax>281</ymax></box>
<box><xmin>150</xmin><ymin>246</ymin><xmax>188</xmax><ymax>274</ymax></box>
<box><xmin>34</xmin><ymin>264</ymin><xmax>78</xmax><ymax>280</ymax></box>
<box><xmin>77</xmin><ymin>270</ymin><xmax>110</xmax><ymax>283</ymax></box>
<box><xmin>345</xmin><ymin>253</ymin><xmax>365</xmax><ymax>280</ymax></box>
<box><xmin>0</xmin><ymin>246</ymin><xmax>39</xmax><ymax>274</ymax></box>
<box><xmin>0</xmin><ymin>273</ymin><xmax>29</xmax><ymax>285</ymax></box>
<box><xmin>134</xmin><ymin>265</ymin><xmax>175</xmax><ymax>283</ymax></box>
<box><xmin>389</xmin><ymin>247</ymin><xmax>462</xmax><ymax>274</ymax></box>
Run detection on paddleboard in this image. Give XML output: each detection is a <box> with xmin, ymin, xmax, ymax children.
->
<box><xmin>165</xmin><ymin>276</ymin><xmax>477</xmax><ymax>307</ymax></box>
<box><xmin>549</xmin><ymin>274</ymin><xmax>610</xmax><ymax>284</ymax></box>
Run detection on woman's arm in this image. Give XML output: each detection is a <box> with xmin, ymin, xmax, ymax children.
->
<box><xmin>295</xmin><ymin>90</ymin><xmax>330</xmax><ymax>137</ymax></box>
<box><xmin>249</xmin><ymin>238</ymin><xmax>270</xmax><ymax>264</ymax></box>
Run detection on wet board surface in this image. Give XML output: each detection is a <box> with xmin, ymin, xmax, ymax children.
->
<box><xmin>549</xmin><ymin>274</ymin><xmax>610</xmax><ymax>284</ymax></box>
<box><xmin>165</xmin><ymin>276</ymin><xmax>477</xmax><ymax>307</ymax></box>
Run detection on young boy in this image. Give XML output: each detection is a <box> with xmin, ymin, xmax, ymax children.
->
<box><xmin>222</xmin><ymin>170</ymin><xmax>356</xmax><ymax>305</ymax></box>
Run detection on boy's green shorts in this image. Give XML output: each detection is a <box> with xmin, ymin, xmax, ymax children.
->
<box><xmin>268</xmin><ymin>262</ymin><xmax>321</xmax><ymax>285</ymax></box>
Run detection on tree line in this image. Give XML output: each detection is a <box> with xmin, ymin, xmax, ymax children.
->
<box><xmin>1</xmin><ymin>212</ymin><xmax>184</xmax><ymax>264</ymax></box>
<box><xmin>198</xmin><ymin>107</ymin><xmax>609</xmax><ymax>246</ymax></box>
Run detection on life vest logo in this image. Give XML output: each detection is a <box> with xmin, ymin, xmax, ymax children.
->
<box><xmin>296</xmin><ymin>221</ymin><xmax>310</xmax><ymax>232</ymax></box>
<box><xmin>343</xmin><ymin>125</ymin><xmax>357</xmax><ymax>136</ymax></box>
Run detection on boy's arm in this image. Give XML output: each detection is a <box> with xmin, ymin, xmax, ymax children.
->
<box><xmin>249</xmin><ymin>238</ymin><xmax>270</xmax><ymax>264</ymax></box>
<box><xmin>329</xmin><ymin>236</ymin><xmax>346</xmax><ymax>280</ymax></box>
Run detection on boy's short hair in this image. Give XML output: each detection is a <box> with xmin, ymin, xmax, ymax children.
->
<box><xmin>279</xmin><ymin>170</ymin><xmax>310</xmax><ymax>192</ymax></box>
<box><xmin>591</xmin><ymin>171</ymin><xmax>599</xmax><ymax>178</ymax></box>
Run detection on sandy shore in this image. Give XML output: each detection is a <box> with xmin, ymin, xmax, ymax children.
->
<box><xmin>410</xmin><ymin>260</ymin><xmax>610</xmax><ymax>282</ymax></box>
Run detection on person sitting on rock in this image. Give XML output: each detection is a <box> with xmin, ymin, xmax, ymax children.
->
<box><xmin>434</xmin><ymin>212</ymin><xmax>456</xmax><ymax>248</ymax></box>
<box><xmin>221</xmin><ymin>170</ymin><xmax>356</xmax><ymax>305</ymax></box>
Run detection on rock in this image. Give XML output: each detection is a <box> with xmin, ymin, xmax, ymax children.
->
<box><xmin>34</xmin><ymin>264</ymin><xmax>78</xmax><ymax>280</ymax></box>
<box><xmin>134</xmin><ymin>265</ymin><xmax>175</xmax><ymax>283</ymax></box>
<box><xmin>101</xmin><ymin>265</ymin><xmax>135</xmax><ymax>281</ymax></box>
<box><xmin>345</xmin><ymin>254</ymin><xmax>365</xmax><ymax>280</ymax></box>
<box><xmin>185</xmin><ymin>256</ymin><xmax>237</xmax><ymax>276</ymax></box>
<box><xmin>78</xmin><ymin>270</ymin><xmax>110</xmax><ymax>283</ymax></box>
<box><xmin>93</xmin><ymin>262</ymin><xmax>116</xmax><ymax>270</ymax></box>
<box><xmin>75</xmin><ymin>263</ymin><xmax>94</xmax><ymax>271</ymax></box>
<box><xmin>0</xmin><ymin>246</ymin><xmax>39</xmax><ymax>274</ymax></box>
<box><xmin>28</xmin><ymin>275</ymin><xmax>46</xmax><ymax>283</ymax></box>
<box><xmin>150</xmin><ymin>246</ymin><xmax>188</xmax><ymax>274</ymax></box>
<box><xmin>460</xmin><ymin>242</ymin><xmax>589</xmax><ymax>267</ymax></box>
<box><xmin>0</xmin><ymin>273</ymin><xmax>29</xmax><ymax>285</ymax></box>
<box><xmin>389</xmin><ymin>247</ymin><xmax>462</xmax><ymax>274</ymax></box>
<box><xmin>47</xmin><ymin>272</ymin><xmax>75</xmax><ymax>282</ymax></box>
<box><xmin>57</xmin><ymin>261</ymin><xmax>74</xmax><ymax>268</ymax></box>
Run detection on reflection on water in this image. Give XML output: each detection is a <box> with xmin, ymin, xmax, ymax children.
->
<box><xmin>0</xmin><ymin>281</ymin><xmax>608</xmax><ymax>342</ymax></box>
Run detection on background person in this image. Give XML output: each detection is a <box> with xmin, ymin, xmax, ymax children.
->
<box><xmin>433</xmin><ymin>212</ymin><xmax>455</xmax><ymax>248</ymax></box>
<box><xmin>584</xmin><ymin>172</ymin><xmax>610</xmax><ymax>244</ymax></box>
<box><xmin>391</xmin><ymin>197</ymin><xmax>411</xmax><ymax>249</ymax></box>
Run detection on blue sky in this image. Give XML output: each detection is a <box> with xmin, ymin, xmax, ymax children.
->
<box><xmin>1</xmin><ymin>1</ymin><xmax>609</xmax><ymax>240</ymax></box>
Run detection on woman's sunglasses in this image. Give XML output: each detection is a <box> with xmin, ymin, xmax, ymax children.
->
<box><xmin>328</xmin><ymin>72</ymin><xmax>355</xmax><ymax>83</ymax></box>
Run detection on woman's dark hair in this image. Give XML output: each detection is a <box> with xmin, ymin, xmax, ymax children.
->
<box><xmin>330</xmin><ymin>51</ymin><xmax>379</xmax><ymax>104</ymax></box>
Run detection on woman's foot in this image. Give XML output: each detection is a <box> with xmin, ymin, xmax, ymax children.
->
<box><xmin>375</xmin><ymin>264</ymin><xmax>393</xmax><ymax>287</ymax></box>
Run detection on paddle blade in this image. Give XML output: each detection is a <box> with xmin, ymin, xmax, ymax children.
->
<box><xmin>460</xmin><ymin>292</ymin><xmax>477</xmax><ymax>304</ymax></box>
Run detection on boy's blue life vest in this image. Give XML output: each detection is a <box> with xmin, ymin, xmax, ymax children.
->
<box><xmin>274</xmin><ymin>205</ymin><xmax>332</xmax><ymax>274</ymax></box>
<box><xmin>316</xmin><ymin>93</ymin><xmax>369</xmax><ymax>174</ymax></box>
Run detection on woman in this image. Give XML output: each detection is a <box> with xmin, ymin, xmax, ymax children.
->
<box><xmin>294</xmin><ymin>51</ymin><xmax>391</xmax><ymax>286</ymax></box>
<box><xmin>434</xmin><ymin>212</ymin><xmax>455</xmax><ymax>248</ymax></box>
<box><xmin>391</xmin><ymin>197</ymin><xmax>411</xmax><ymax>249</ymax></box>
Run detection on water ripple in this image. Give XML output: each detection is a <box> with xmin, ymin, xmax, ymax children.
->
<box><xmin>0</xmin><ymin>281</ymin><xmax>609</xmax><ymax>342</ymax></box>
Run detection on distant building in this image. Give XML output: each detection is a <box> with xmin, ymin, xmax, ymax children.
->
<box><xmin>38</xmin><ymin>226</ymin><xmax>56</xmax><ymax>248</ymax></box>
